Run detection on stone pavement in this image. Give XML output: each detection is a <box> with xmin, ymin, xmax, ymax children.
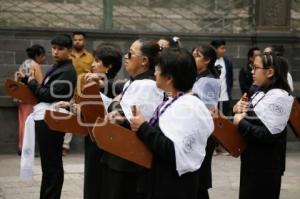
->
<box><xmin>0</xmin><ymin>152</ymin><xmax>299</xmax><ymax>199</ymax></box>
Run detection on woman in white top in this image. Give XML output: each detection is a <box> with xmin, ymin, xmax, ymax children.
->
<box><xmin>14</xmin><ymin>44</ymin><xmax>45</xmax><ymax>154</ymax></box>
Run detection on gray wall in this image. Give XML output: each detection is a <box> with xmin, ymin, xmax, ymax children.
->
<box><xmin>0</xmin><ymin>28</ymin><xmax>299</xmax><ymax>153</ymax></box>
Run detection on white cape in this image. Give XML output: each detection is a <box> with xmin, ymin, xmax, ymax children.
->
<box><xmin>100</xmin><ymin>92</ymin><xmax>113</xmax><ymax>112</ymax></box>
<box><xmin>120</xmin><ymin>79</ymin><xmax>164</xmax><ymax>121</ymax></box>
<box><xmin>159</xmin><ymin>94</ymin><xmax>214</xmax><ymax>176</ymax></box>
<box><xmin>20</xmin><ymin>103</ymin><xmax>68</xmax><ymax>181</ymax></box>
<box><xmin>252</xmin><ymin>89</ymin><xmax>293</xmax><ymax>135</ymax></box>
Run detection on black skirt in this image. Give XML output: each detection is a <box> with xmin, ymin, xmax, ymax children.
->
<box><xmin>84</xmin><ymin>136</ymin><xmax>103</xmax><ymax>199</ymax></box>
<box><xmin>239</xmin><ymin>169</ymin><xmax>282</xmax><ymax>199</ymax></box>
<box><xmin>99</xmin><ymin>163</ymin><xmax>138</xmax><ymax>199</ymax></box>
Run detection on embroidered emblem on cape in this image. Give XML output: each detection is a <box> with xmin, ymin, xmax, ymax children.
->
<box><xmin>183</xmin><ymin>134</ymin><xmax>196</xmax><ymax>153</ymax></box>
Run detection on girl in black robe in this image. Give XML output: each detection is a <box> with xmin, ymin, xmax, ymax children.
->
<box><xmin>233</xmin><ymin>52</ymin><xmax>293</xmax><ymax>199</ymax></box>
<box><xmin>191</xmin><ymin>45</ymin><xmax>221</xmax><ymax>199</ymax></box>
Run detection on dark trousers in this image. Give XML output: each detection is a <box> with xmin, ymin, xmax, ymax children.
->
<box><xmin>84</xmin><ymin>136</ymin><xmax>103</xmax><ymax>199</ymax></box>
<box><xmin>239</xmin><ymin>170</ymin><xmax>282</xmax><ymax>199</ymax></box>
<box><xmin>35</xmin><ymin>120</ymin><xmax>64</xmax><ymax>199</ymax></box>
<box><xmin>197</xmin><ymin>189</ymin><xmax>209</xmax><ymax>199</ymax></box>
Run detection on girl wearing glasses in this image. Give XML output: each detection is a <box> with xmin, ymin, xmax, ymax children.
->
<box><xmin>233</xmin><ymin>52</ymin><xmax>293</xmax><ymax>199</ymax></box>
<box><xmin>191</xmin><ymin>45</ymin><xmax>221</xmax><ymax>199</ymax></box>
<box><xmin>99</xmin><ymin>39</ymin><xmax>164</xmax><ymax>199</ymax></box>
<box><xmin>130</xmin><ymin>48</ymin><xmax>214</xmax><ymax>199</ymax></box>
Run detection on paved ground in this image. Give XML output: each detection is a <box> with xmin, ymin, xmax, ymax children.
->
<box><xmin>0</xmin><ymin>152</ymin><xmax>299</xmax><ymax>199</ymax></box>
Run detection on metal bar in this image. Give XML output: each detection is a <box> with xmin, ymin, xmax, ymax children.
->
<box><xmin>103</xmin><ymin>0</ymin><xmax>113</xmax><ymax>30</ymax></box>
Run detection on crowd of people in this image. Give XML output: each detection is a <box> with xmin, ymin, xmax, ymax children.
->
<box><xmin>14</xmin><ymin>32</ymin><xmax>295</xmax><ymax>199</ymax></box>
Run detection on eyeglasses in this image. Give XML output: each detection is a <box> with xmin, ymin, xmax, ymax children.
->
<box><xmin>251</xmin><ymin>65</ymin><xmax>269</xmax><ymax>72</ymax></box>
<box><xmin>127</xmin><ymin>52</ymin><xmax>132</xmax><ymax>59</ymax></box>
<box><xmin>127</xmin><ymin>52</ymin><xmax>141</xmax><ymax>59</ymax></box>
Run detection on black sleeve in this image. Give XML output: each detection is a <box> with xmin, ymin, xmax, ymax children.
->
<box><xmin>238</xmin><ymin>118</ymin><xmax>282</xmax><ymax>143</ymax></box>
<box><xmin>28</xmin><ymin>71</ymin><xmax>75</xmax><ymax>103</ymax></box>
<box><xmin>121</xmin><ymin>119</ymin><xmax>131</xmax><ymax>129</ymax></box>
<box><xmin>137</xmin><ymin>122</ymin><xmax>176</xmax><ymax>166</ymax></box>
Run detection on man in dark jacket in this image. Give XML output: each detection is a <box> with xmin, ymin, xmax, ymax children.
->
<box><xmin>26</xmin><ymin>35</ymin><xmax>77</xmax><ymax>199</ymax></box>
<box><xmin>239</xmin><ymin>47</ymin><xmax>261</xmax><ymax>96</ymax></box>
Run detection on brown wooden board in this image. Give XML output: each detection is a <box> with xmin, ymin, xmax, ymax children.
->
<box><xmin>4</xmin><ymin>79</ymin><xmax>38</xmax><ymax>105</ymax></box>
<box><xmin>289</xmin><ymin>99</ymin><xmax>300</xmax><ymax>138</ymax></box>
<box><xmin>44</xmin><ymin>110</ymin><xmax>89</xmax><ymax>136</ymax></box>
<box><xmin>78</xmin><ymin>82</ymin><xmax>105</xmax><ymax>141</ymax></box>
<box><xmin>92</xmin><ymin>117</ymin><xmax>153</xmax><ymax>168</ymax></box>
<box><xmin>212</xmin><ymin>113</ymin><xmax>247</xmax><ymax>157</ymax></box>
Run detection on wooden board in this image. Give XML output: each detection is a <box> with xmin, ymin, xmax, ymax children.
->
<box><xmin>92</xmin><ymin>117</ymin><xmax>153</xmax><ymax>168</ymax></box>
<box><xmin>4</xmin><ymin>79</ymin><xmax>38</xmax><ymax>105</ymax></box>
<box><xmin>289</xmin><ymin>99</ymin><xmax>300</xmax><ymax>138</ymax></box>
<box><xmin>44</xmin><ymin>110</ymin><xmax>89</xmax><ymax>136</ymax></box>
<box><xmin>212</xmin><ymin>113</ymin><xmax>247</xmax><ymax>157</ymax></box>
<box><xmin>78</xmin><ymin>82</ymin><xmax>105</xmax><ymax>141</ymax></box>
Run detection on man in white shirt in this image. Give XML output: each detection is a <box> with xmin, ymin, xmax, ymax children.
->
<box><xmin>211</xmin><ymin>40</ymin><xmax>233</xmax><ymax>116</ymax></box>
<box><xmin>211</xmin><ymin>40</ymin><xmax>233</xmax><ymax>156</ymax></box>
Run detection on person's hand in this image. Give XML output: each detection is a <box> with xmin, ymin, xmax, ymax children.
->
<box><xmin>71</xmin><ymin>103</ymin><xmax>80</xmax><ymax>115</ymax></box>
<box><xmin>233</xmin><ymin>112</ymin><xmax>247</xmax><ymax>125</ymax></box>
<box><xmin>85</xmin><ymin>73</ymin><xmax>100</xmax><ymax>82</ymax></box>
<box><xmin>233</xmin><ymin>93</ymin><xmax>249</xmax><ymax>114</ymax></box>
<box><xmin>54</xmin><ymin>101</ymin><xmax>70</xmax><ymax>109</ymax></box>
<box><xmin>28</xmin><ymin>69</ymin><xmax>36</xmax><ymax>82</ymax></box>
<box><xmin>85</xmin><ymin>73</ymin><xmax>105</xmax><ymax>88</ymax></box>
<box><xmin>107</xmin><ymin>110</ymin><xmax>125</xmax><ymax>125</ymax></box>
<box><xmin>130</xmin><ymin>106</ymin><xmax>146</xmax><ymax>132</ymax></box>
<box><xmin>15</xmin><ymin>71</ymin><xmax>25</xmax><ymax>81</ymax></box>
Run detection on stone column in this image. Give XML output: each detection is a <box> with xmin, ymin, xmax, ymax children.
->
<box><xmin>255</xmin><ymin>0</ymin><xmax>291</xmax><ymax>31</ymax></box>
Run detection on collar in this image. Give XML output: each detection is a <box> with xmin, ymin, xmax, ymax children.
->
<box><xmin>130</xmin><ymin>69</ymin><xmax>155</xmax><ymax>81</ymax></box>
<box><xmin>54</xmin><ymin>59</ymin><xmax>72</xmax><ymax>68</ymax></box>
<box><xmin>197</xmin><ymin>69</ymin><xmax>211</xmax><ymax>79</ymax></box>
<box><xmin>70</xmin><ymin>50</ymin><xmax>88</xmax><ymax>58</ymax></box>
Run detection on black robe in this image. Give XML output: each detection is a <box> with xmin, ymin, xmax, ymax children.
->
<box><xmin>136</xmin><ymin>121</ymin><xmax>200</xmax><ymax>199</ymax></box>
<box><xmin>99</xmin><ymin>70</ymin><xmax>158</xmax><ymax>199</ymax></box>
<box><xmin>194</xmin><ymin>70</ymin><xmax>219</xmax><ymax>199</ymax></box>
<box><xmin>237</xmin><ymin>104</ymin><xmax>287</xmax><ymax>199</ymax></box>
<box><xmin>84</xmin><ymin>78</ymin><xmax>124</xmax><ymax>199</ymax></box>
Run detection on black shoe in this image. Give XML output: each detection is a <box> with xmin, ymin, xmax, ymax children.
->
<box><xmin>18</xmin><ymin>149</ymin><xmax>22</xmax><ymax>156</ymax></box>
